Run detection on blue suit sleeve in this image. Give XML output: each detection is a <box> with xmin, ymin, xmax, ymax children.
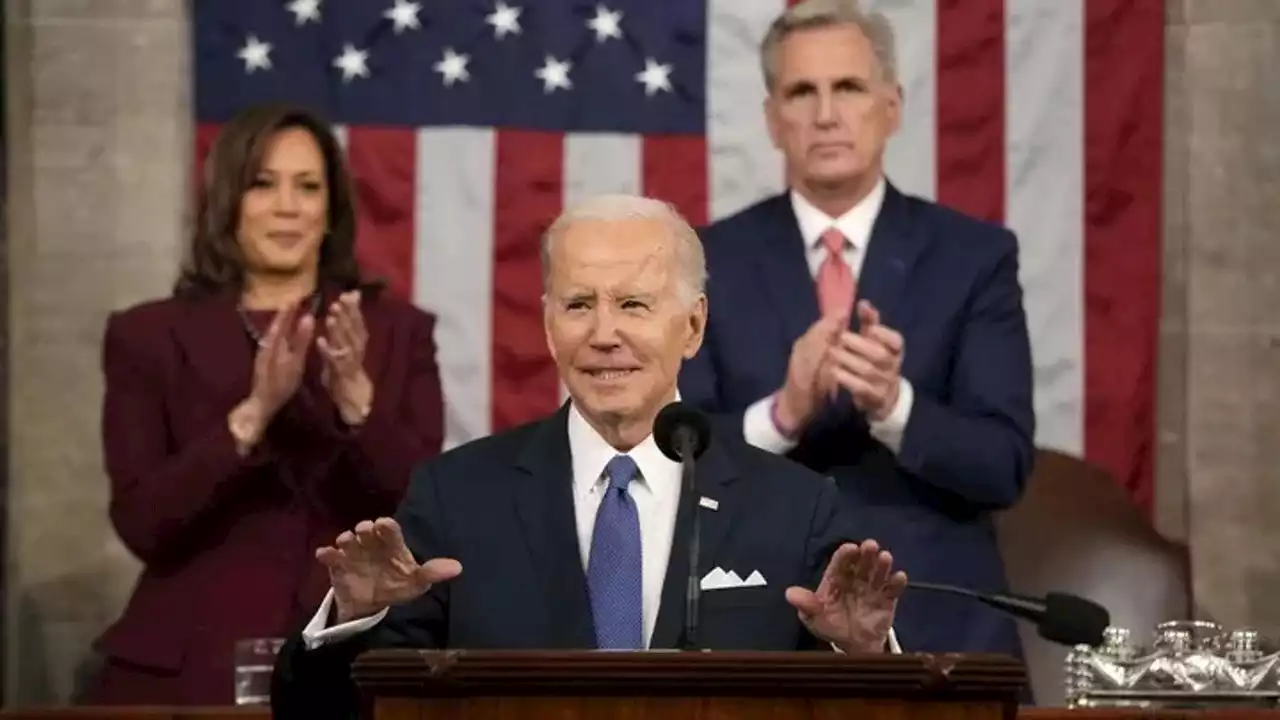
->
<box><xmin>798</xmin><ymin>476</ymin><xmax>859</xmax><ymax>651</ymax></box>
<box><xmin>897</xmin><ymin>231</ymin><xmax>1036</xmax><ymax>509</ymax></box>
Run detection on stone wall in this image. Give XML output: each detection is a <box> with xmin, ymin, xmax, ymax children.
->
<box><xmin>3</xmin><ymin>0</ymin><xmax>190</xmax><ymax>702</ymax></box>
<box><xmin>1163</xmin><ymin>0</ymin><xmax>1280</xmax><ymax>636</ymax></box>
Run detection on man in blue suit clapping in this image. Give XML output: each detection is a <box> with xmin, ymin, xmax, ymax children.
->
<box><xmin>680</xmin><ymin>0</ymin><xmax>1035</xmax><ymax>664</ymax></box>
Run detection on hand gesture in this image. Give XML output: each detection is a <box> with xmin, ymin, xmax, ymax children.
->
<box><xmin>776</xmin><ymin>313</ymin><xmax>849</xmax><ymax>433</ymax></box>
<box><xmin>316</xmin><ymin>518</ymin><xmax>462</xmax><ymax>624</ymax></box>
<box><xmin>785</xmin><ymin>540</ymin><xmax>906</xmax><ymax>654</ymax></box>
<box><xmin>318</xmin><ymin>291</ymin><xmax>373</xmax><ymax>424</ymax></box>
<box><xmin>248</xmin><ymin>300</ymin><xmax>315</xmax><ymax>417</ymax></box>
<box><xmin>824</xmin><ymin>301</ymin><xmax>905</xmax><ymax>421</ymax></box>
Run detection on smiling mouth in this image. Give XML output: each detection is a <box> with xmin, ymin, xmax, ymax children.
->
<box><xmin>583</xmin><ymin>369</ymin><xmax>639</xmax><ymax>380</ymax></box>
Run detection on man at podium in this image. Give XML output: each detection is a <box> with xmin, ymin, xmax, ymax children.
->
<box><xmin>271</xmin><ymin>194</ymin><xmax>906</xmax><ymax>713</ymax></box>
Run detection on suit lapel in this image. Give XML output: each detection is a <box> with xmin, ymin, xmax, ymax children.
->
<box><xmin>174</xmin><ymin>291</ymin><xmax>255</xmax><ymax>406</ymax></box>
<box><xmin>748</xmin><ymin>194</ymin><xmax>821</xmax><ymax>345</ymax></box>
<box><xmin>650</xmin><ymin>438</ymin><xmax>740</xmax><ymax>649</ymax></box>
<box><xmin>511</xmin><ymin>404</ymin><xmax>596</xmax><ymax>648</ymax></box>
<box><xmin>854</xmin><ymin>183</ymin><xmax>930</xmax><ymax>332</ymax></box>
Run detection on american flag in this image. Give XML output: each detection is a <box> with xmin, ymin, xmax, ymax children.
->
<box><xmin>193</xmin><ymin>0</ymin><xmax>1164</xmax><ymax>516</ymax></box>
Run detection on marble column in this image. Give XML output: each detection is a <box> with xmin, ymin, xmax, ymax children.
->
<box><xmin>3</xmin><ymin>0</ymin><xmax>190</xmax><ymax>703</ymax></box>
<box><xmin>1166</xmin><ymin>0</ymin><xmax>1280</xmax><ymax>636</ymax></box>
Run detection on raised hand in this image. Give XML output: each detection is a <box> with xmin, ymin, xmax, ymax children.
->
<box><xmin>824</xmin><ymin>301</ymin><xmax>905</xmax><ymax>420</ymax></box>
<box><xmin>318</xmin><ymin>290</ymin><xmax>374</xmax><ymax>425</ymax></box>
<box><xmin>250</xmin><ymin>300</ymin><xmax>315</xmax><ymax>416</ymax></box>
<box><xmin>316</xmin><ymin>517</ymin><xmax>462</xmax><ymax>623</ymax></box>
<box><xmin>775</xmin><ymin>313</ymin><xmax>850</xmax><ymax>434</ymax></box>
<box><xmin>785</xmin><ymin>540</ymin><xmax>906</xmax><ymax>654</ymax></box>
<box><xmin>227</xmin><ymin>301</ymin><xmax>316</xmax><ymax>456</ymax></box>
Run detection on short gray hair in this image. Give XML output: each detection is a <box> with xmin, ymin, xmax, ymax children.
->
<box><xmin>760</xmin><ymin>0</ymin><xmax>899</xmax><ymax>91</ymax></box>
<box><xmin>541</xmin><ymin>194</ymin><xmax>707</xmax><ymax>306</ymax></box>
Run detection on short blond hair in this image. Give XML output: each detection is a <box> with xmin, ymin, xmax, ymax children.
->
<box><xmin>541</xmin><ymin>194</ymin><xmax>707</xmax><ymax>307</ymax></box>
<box><xmin>760</xmin><ymin>0</ymin><xmax>899</xmax><ymax>91</ymax></box>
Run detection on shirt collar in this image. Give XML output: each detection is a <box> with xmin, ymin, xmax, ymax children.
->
<box><xmin>789</xmin><ymin>175</ymin><xmax>887</xmax><ymax>251</ymax></box>
<box><xmin>567</xmin><ymin>393</ymin><xmax>682</xmax><ymax>492</ymax></box>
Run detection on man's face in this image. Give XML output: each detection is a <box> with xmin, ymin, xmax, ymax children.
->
<box><xmin>543</xmin><ymin>218</ymin><xmax>706</xmax><ymax>435</ymax></box>
<box><xmin>764</xmin><ymin>23</ymin><xmax>902</xmax><ymax>192</ymax></box>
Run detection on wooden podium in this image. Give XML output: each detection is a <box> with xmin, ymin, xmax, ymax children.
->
<box><xmin>350</xmin><ymin>649</ymin><xmax>1026</xmax><ymax>720</ymax></box>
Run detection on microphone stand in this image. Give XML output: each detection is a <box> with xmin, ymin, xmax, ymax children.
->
<box><xmin>678</xmin><ymin>431</ymin><xmax>702</xmax><ymax>651</ymax></box>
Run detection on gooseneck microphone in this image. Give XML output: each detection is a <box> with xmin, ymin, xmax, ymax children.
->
<box><xmin>908</xmin><ymin>580</ymin><xmax>1111</xmax><ymax>647</ymax></box>
<box><xmin>653</xmin><ymin>402</ymin><xmax>712</xmax><ymax>651</ymax></box>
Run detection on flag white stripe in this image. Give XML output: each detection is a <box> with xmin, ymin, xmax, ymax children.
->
<box><xmin>707</xmin><ymin>0</ymin><xmax>786</xmax><ymax>219</ymax></box>
<box><xmin>559</xmin><ymin>133</ymin><xmax>644</xmax><ymax>403</ymax></box>
<box><xmin>414</xmin><ymin>127</ymin><xmax>497</xmax><ymax>450</ymax></box>
<box><xmin>332</xmin><ymin>124</ymin><xmax>348</xmax><ymax>152</ymax></box>
<box><xmin>565</xmin><ymin>133</ymin><xmax>642</xmax><ymax>202</ymax></box>
<box><xmin>868</xmin><ymin>0</ymin><xmax>938</xmax><ymax>200</ymax></box>
<box><xmin>1005</xmin><ymin>0</ymin><xmax>1085</xmax><ymax>454</ymax></box>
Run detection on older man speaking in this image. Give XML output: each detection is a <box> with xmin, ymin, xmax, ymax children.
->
<box><xmin>269</xmin><ymin>195</ymin><xmax>906</xmax><ymax>716</ymax></box>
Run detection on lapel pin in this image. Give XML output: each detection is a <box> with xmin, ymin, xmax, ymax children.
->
<box><xmin>699</xmin><ymin>496</ymin><xmax>719</xmax><ymax>511</ymax></box>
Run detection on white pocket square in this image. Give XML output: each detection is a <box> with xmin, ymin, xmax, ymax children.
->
<box><xmin>700</xmin><ymin>567</ymin><xmax>767</xmax><ymax>590</ymax></box>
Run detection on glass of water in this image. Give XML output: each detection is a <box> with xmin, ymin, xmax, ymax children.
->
<box><xmin>233</xmin><ymin>637</ymin><xmax>285</xmax><ymax>705</ymax></box>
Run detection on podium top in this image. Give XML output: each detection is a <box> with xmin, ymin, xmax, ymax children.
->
<box><xmin>351</xmin><ymin>650</ymin><xmax>1027</xmax><ymax>698</ymax></box>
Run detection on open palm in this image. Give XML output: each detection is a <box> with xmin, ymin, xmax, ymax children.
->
<box><xmin>315</xmin><ymin>518</ymin><xmax>462</xmax><ymax>623</ymax></box>
<box><xmin>786</xmin><ymin>540</ymin><xmax>906</xmax><ymax>653</ymax></box>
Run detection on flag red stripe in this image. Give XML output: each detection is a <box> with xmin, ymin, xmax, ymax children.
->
<box><xmin>194</xmin><ymin>122</ymin><xmax>223</xmax><ymax>194</ymax></box>
<box><xmin>345</xmin><ymin>127</ymin><xmax>418</xmax><ymax>300</ymax></box>
<box><xmin>935</xmin><ymin>0</ymin><xmax>1005</xmax><ymax>222</ymax></box>
<box><xmin>490</xmin><ymin>130</ymin><xmax>565</xmax><ymax>432</ymax></box>
<box><xmin>642</xmin><ymin>134</ymin><xmax>710</xmax><ymax>227</ymax></box>
<box><xmin>1083</xmin><ymin>0</ymin><xmax>1163</xmax><ymax>513</ymax></box>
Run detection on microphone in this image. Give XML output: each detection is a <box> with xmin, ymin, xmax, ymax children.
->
<box><xmin>908</xmin><ymin>581</ymin><xmax>1111</xmax><ymax>647</ymax></box>
<box><xmin>653</xmin><ymin>402</ymin><xmax>712</xmax><ymax>651</ymax></box>
<box><xmin>653</xmin><ymin>401</ymin><xmax>711</xmax><ymax>464</ymax></box>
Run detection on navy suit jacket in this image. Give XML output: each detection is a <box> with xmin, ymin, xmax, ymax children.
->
<box><xmin>271</xmin><ymin>402</ymin><xmax>864</xmax><ymax>717</ymax></box>
<box><xmin>679</xmin><ymin>185</ymin><xmax>1035</xmax><ymax>659</ymax></box>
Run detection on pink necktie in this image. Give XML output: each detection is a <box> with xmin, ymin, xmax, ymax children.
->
<box><xmin>816</xmin><ymin>228</ymin><xmax>855</xmax><ymax>317</ymax></box>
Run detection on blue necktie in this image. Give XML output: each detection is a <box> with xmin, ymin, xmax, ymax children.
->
<box><xmin>586</xmin><ymin>454</ymin><xmax>644</xmax><ymax>649</ymax></box>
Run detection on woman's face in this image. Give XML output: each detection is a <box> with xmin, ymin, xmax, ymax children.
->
<box><xmin>237</xmin><ymin>127</ymin><xmax>329</xmax><ymax>279</ymax></box>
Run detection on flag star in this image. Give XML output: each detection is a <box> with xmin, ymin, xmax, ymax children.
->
<box><xmin>236</xmin><ymin>35</ymin><xmax>272</xmax><ymax>73</ymax></box>
<box><xmin>486</xmin><ymin>1</ymin><xmax>522</xmax><ymax>40</ymax></box>
<box><xmin>286</xmin><ymin>0</ymin><xmax>321</xmax><ymax>26</ymax></box>
<box><xmin>434</xmin><ymin>48</ymin><xmax>470</xmax><ymax>87</ymax></box>
<box><xmin>635</xmin><ymin>58</ymin><xmax>673</xmax><ymax>96</ymax></box>
<box><xmin>333</xmin><ymin>44</ymin><xmax>370</xmax><ymax>82</ymax></box>
<box><xmin>384</xmin><ymin>0</ymin><xmax>421</xmax><ymax>34</ymax></box>
<box><xmin>586</xmin><ymin>5</ymin><xmax>623</xmax><ymax>43</ymax></box>
<box><xmin>535</xmin><ymin>56</ymin><xmax>572</xmax><ymax>93</ymax></box>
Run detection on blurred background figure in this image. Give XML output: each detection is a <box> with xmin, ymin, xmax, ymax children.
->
<box><xmin>79</xmin><ymin>104</ymin><xmax>444</xmax><ymax>704</ymax></box>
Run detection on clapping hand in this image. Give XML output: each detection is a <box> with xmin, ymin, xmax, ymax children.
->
<box><xmin>785</xmin><ymin>540</ymin><xmax>906</xmax><ymax>654</ymax></box>
<box><xmin>228</xmin><ymin>300</ymin><xmax>315</xmax><ymax>455</ymax></box>
<box><xmin>318</xmin><ymin>290</ymin><xmax>374</xmax><ymax>425</ymax></box>
<box><xmin>824</xmin><ymin>301</ymin><xmax>905</xmax><ymax>420</ymax></box>
<box><xmin>249</xmin><ymin>300</ymin><xmax>315</xmax><ymax>416</ymax></box>
<box><xmin>775</xmin><ymin>313</ymin><xmax>849</xmax><ymax>433</ymax></box>
<box><xmin>316</xmin><ymin>518</ymin><xmax>463</xmax><ymax>624</ymax></box>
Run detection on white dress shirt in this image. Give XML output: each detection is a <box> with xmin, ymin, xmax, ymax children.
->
<box><xmin>567</xmin><ymin>399</ymin><xmax>682</xmax><ymax>648</ymax></box>
<box><xmin>742</xmin><ymin>177</ymin><xmax>915</xmax><ymax>456</ymax></box>
<box><xmin>301</xmin><ymin>396</ymin><xmax>901</xmax><ymax>653</ymax></box>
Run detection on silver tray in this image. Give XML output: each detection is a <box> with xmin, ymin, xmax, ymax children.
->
<box><xmin>1071</xmin><ymin>689</ymin><xmax>1280</xmax><ymax>709</ymax></box>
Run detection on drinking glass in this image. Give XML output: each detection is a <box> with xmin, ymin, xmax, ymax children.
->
<box><xmin>233</xmin><ymin>637</ymin><xmax>284</xmax><ymax>705</ymax></box>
